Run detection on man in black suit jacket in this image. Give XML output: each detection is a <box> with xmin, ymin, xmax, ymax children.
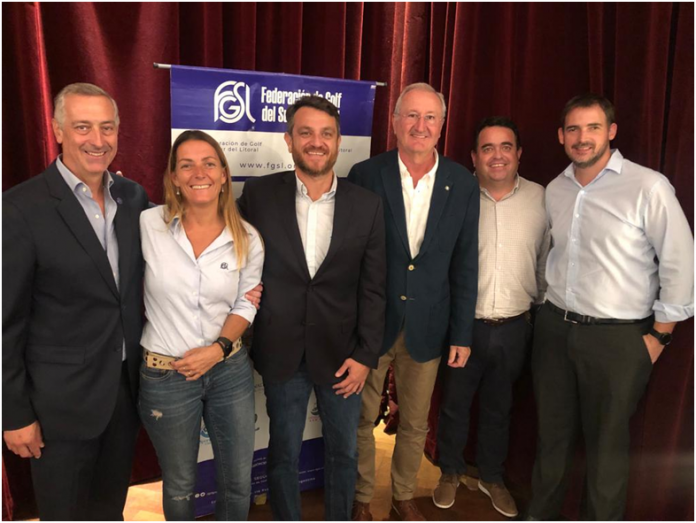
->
<box><xmin>3</xmin><ymin>83</ymin><xmax>149</xmax><ymax>520</ymax></box>
<box><xmin>348</xmin><ymin>83</ymin><xmax>479</xmax><ymax>521</ymax></box>
<box><xmin>238</xmin><ymin>95</ymin><xmax>386</xmax><ymax>521</ymax></box>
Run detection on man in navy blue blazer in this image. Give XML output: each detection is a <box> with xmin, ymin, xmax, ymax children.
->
<box><xmin>348</xmin><ymin>83</ymin><xmax>479</xmax><ymax>521</ymax></box>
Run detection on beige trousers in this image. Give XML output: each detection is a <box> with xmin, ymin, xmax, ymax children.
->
<box><xmin>355</xmin><ymin>332</ymin><xmax>441</xmax><ymax>502</ymax></box>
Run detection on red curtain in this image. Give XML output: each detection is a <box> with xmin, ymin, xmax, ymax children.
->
<box><xmin>2</xmin><ymin>3</ymin><xmax>692</xmax><ymax>520</ymax></box>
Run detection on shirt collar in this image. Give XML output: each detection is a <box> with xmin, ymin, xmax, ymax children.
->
<box><xmin>56</xmin><ymin>155</ymin><xmax>114</xmax><ymax>195</ymax></box>
<box><xmin>168</xmin><ymin>213</ymin><xmax>233</xmax><ymax>247</ymax></box>
<box><xmin>562</xmin><ymin>148</ymin><xmax>623</xmax><ymax>181</ymax></box>
<box><xmin>398</xmin><ymin>150</ymin><xmax>439</xmax><ymax>186</ymax></box>
<box><xmin>478</xmin><ymin>173</ymin><xmax>520</xmax><ymax>201</ymax></box>
<box><xmin>295</xmin><ymin>172</ymin><xmax>338</xmax><ymax>200</ymax></box>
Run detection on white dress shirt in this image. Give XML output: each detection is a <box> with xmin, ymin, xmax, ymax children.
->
<box><xmin>477</xmin><ymin>175</ymin><xmax>550</xmax><ymax>319</ymax></box>
<box><xmin>545</xmin><ymin>149</ymin><xmax>694</xmax><ymax>322</ymax></box>
<box><xmin>140</xmin><ymin>206</ymin><xmax>264</xmax><ymax>357</ymax></box>
<box><xmin>398</xmin><ymin>151</ymin><xmax>439</xmax><ymax>258</ymax></box>
<box><xmin>295</xmin><ymin>173</ymin><xmax>337</xmax><ymax>278</ymax></box>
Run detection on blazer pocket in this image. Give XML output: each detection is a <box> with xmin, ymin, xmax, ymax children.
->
<box><xmin>26</xmin><ymin>345</ymin><xmax>86</xmax><ymax>365</ymax></box>
<box><xmin>427</xmin><ymin>297</ymin><xmax>450</xmax><ymax>345</ymax></box>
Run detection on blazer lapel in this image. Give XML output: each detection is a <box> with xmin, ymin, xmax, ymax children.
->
<box><xmin>46</xmin><ymin>167</ymin><xmax>120</xmax><ymax>299</ymax></box>
<box><xmin>275</xmin><ymin>172</ymin><xmax>311</xmax><ymax>280</ymax></box>
<box><xmin>417</xmin><ymin>161</ymin><xmax>452</xmax><ymax>258</ymax></box>
<box><xmin>111</xmin><ymin>178</ymin><xmax>132</xmax><ymax>292</ymax></box>
<box><xmin>314</xmin><ymin>180</ymin><xmax>351</xmax><ymax>277</ymax></box>
<box><xmin>380</xmin><ymin>158</ymin><xmax>410</xmax><ymax>255</ymax></box>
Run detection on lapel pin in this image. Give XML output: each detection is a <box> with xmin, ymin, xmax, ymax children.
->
<box><xmin>445</xmin><ymin>186</ymin><xmax>450</xmax><ymax>191</ymax></box>
<box><xmin>116</xmin><ymin>197</ymin><xmax>123</xmax><ymax>204</ymax></box>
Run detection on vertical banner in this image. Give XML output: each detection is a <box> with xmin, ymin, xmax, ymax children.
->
<box><xmin>170</xmin><ymin>65</ymin><xmax>378</xmax><ymax>193</ymax></box>
<box><xmin>168</xmin><ymin>66</ymin><xmax>377</xmax><ymax>517</ymax></box>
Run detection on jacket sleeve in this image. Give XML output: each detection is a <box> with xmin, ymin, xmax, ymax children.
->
<box><xmin>350</xmin><ymin>197</ymin><xmax>387</xmax><ymax>368</ymax></box>
<box><xmin>447</xmin><ymin>182</ymin><xmax>480</xmax><ymax>348</ymax></box>
<box><xmin>2</xmin><ymin>199</ymin><xmax>39</xmax><ymax>430</ymax></box>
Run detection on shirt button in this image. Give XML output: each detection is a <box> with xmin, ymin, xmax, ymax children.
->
<box><xmin>400</xmin><ymin>295</ymin><xmax>407</xmax><ymax>301</ymax></box>
<box><xmin>95</xmin><ymin>214</ymin><xmax>100</xmax><ymax>219</ymax></box>
<box><xmin>576</xmin><ymin>214</ymin><xmax>580</xmax><ymax>218</ymax></box>
<box><xmin>408</xmin><ymin>265</ymin><xmax>415</xmax><ymax>271</ymax></box>
<box><xmin>82</xmin><ymin>187</ymin><xmax>87</xmax><ymax>193</ymax></box>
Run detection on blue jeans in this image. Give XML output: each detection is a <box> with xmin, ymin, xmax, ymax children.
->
<box><xmin>138</xmin><ymin>348</ymin><xmax>255</xmax><ymax>521</ymax></box>
<box><xmin>263</xmin><ymin>363</ymin><xmax>362</xmax><ymax>521</ymax></box>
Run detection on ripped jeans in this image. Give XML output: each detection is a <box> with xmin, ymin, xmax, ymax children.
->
<box><xmin>138</xmin><ymin>347</ymin><xmax>255</xmax><ymax>521</ymax></box>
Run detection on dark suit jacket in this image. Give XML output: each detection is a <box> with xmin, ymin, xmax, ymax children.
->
<box><xmin>347</xmin><ymin>149</ymin><xmax>479</xmax><ymax>362</ymax></box>
<box><xmin>2</xmin><ymin>161</ymin><xmax>149</xmax><ymax>440</ymax></box>
<box><xmin>237</xmin><ymin>171</ymin><xmax>386</xmax><ymax>385</ymax></box>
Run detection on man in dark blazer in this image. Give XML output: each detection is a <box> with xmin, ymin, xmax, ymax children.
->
<box><xmin>3</xmin><ymin>83</ymin><xmax>149</xmax><ymax>520</ymax></box>
<box><xmin>237</xmin><ymin>95</ymin><xmax>386</xmax><ymax>521</ymax></box>
<box><xmin>348</xmin><ymin>83</ymin><xmax>479</xmax><ymax>521</ymax></box>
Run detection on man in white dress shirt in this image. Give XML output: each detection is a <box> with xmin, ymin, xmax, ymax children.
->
<box><xmin>348</xmin><ymin>83</ymin><xmax>480</xmax><ymax>521</ymax></box>
<box><xmin>237</xmin><ymin>95</ymin><xmax>386</xmax><ymax>521</ymax></box>
<box><xmin>432</xmin><ymin>117</ymin><xmax>549</xmax><ymax>518</ymax></box>
<box><xmin>527</xmin><ymin>94</ymin><xmax>694</xmax><ymax>520</ymax></box>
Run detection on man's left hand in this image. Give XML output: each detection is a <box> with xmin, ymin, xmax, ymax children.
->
<box><xmin>332</xmin><ymin>358</ymin><xmax>370</xmax><ymax>398</ymax></box>
<box><xmin>448</xmin><ymin>345</ymin><xmax>471</xmax><ymax>368</ymax></box>
<box><xmin>642</xmin><ymin>334</ymin><xmax>665</xmax><ymax>364</ymax></box>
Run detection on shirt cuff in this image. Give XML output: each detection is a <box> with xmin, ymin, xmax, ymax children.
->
<box><xmin>653</xmin><ymin>301</ymin><xmax>694</xmax><ymax>323</ymax></box>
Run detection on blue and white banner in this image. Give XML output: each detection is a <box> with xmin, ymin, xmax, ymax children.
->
<box><xmin>169</xmin><ymin>66</ymin><xmax>377</xmax><ymax>517</ymax></box>
<box><xmin>170</xmin><ymin>65</ymin><xmax>377</xmax><ymax>188</ymax></box>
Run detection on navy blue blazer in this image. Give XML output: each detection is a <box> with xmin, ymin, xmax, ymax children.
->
<box><xmin>238</xmin><ymin>171</ymin><xmax>387</xmax><ymax>384</ymax></box>
<box><xmin>347</xmin><ymin>149</ymin><xmax>479</xmax><ymax>363</ymax></box>
<box><xmin>2</xmin><ymin>162</ymin><xmax>149</xmax><ymax>439</ymax></box>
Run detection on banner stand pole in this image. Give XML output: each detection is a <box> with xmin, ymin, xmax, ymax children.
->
<box><xmin>153</xmin><ymin>62</ymin><xmax>387</xmax><ymax>86</ymax></box>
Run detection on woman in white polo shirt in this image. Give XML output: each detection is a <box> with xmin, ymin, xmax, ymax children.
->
<box><xmin>138</xmin><ymin>130</ymin><xmax>263</xmax><ymax>521</ymax></box>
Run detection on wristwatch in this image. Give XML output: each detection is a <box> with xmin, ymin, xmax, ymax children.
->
<box><xmin>648</xmin><ymin>328</ymin><xmax>672</xmax><ymax>346</ymax></box>
<box><xmin>215</xmin><ymin>337</ymin><xmax>235</xmax><ymax>359</ymax></box>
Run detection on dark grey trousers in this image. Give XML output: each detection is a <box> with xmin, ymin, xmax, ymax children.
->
<box><xmin>528</xmin><ymin>303</ymin><xmax>653</xmax><ymax>521</ymax></box>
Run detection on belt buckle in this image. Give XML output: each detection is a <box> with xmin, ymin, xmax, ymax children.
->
<box><xmin>563</xmin><ymin>309</ymin><xmax>578</xmax><ymax>324</ymax></box>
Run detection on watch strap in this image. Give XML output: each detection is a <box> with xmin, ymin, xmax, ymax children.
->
<box><xmin>648</xmin><ymin>328</ymin><xmax>672</xmax><ymax>346</ymax></box>
<box><xmin>215</xmin><ymin>336</ymin><xmax>234</xmax><ymax>358</ymax></box>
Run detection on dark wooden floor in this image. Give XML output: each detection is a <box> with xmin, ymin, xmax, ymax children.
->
<box><xmin>123</xmin><ymin>423</ymin><xmax>527</xmax><ymax>521</ymax></box>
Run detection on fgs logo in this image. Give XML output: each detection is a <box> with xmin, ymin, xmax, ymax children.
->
<box><xmin>214</xmin><ymin>81</ymin><xmax>256</xmax><ymax>124</ymax></box>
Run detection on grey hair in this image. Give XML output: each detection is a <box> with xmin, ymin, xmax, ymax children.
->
<box><xmin>393</xmin><ymin>82</ymin><xmax>447</xmax><ymax>119</ymax></box>
<box><xmin>53</xmin><ymin>83</ymin><xmax>120</xmax><ymax>127</ymax></box>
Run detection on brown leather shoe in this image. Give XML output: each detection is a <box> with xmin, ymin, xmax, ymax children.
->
<box><xmin>352</xmin><ymin>500</ymin><xmax>373</xmax><ymax>521</ymax></box>
<box><xmin>391</xmin><ymin>498</ymin><xmax>426</xmax><ymax>521</ymax></box>
<box><xmin>478</xmin><ymin>480</ymin><xmax>519</xmax><ymax>518</ymax></box>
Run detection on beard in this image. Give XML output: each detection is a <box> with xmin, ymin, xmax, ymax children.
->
<box><xmin>569</xmin><ymin>141</ymin><xmax>609</xmax><ymax>169</ymax></box>
<box><xmin>292</xmin><ymin>147</ymin><xmax>338</xmax><ymax>177</ymax></box>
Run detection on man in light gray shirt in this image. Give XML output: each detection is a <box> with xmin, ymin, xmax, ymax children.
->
<box><xmin>432</xmin><ymin>117</ymin><xmax>549</xmax><ymax>518</ymax></box>
<box><xmin>527</xmin><ymin>93</ymin><xmax>694</xmax><ymax>520</ymax></box>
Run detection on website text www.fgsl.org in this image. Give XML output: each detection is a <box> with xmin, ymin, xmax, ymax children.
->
<box><xmin>238</xmin><ymin>148</ymin><xmax>354</xmax><ymax>172</ymax></box>
<box><xmin>238</xmin><ymin>161</ymin><xmax>295</xmax><ymax>171</ymax></box>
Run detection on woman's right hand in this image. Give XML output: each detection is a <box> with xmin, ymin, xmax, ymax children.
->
<box><xmin>170</xmin><ymin>344</ymin><xmax>225</xmax><ymax>380</ymax></box>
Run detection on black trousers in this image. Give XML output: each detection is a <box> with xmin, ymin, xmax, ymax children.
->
<box><xmin>436</xmin><ymin>315</ymin><xmax>531</xmax><ymax>483</ymax></box>
<box><xmin>30</xmin><ymin>362</ymin><xmax>140</xmax><ymax>521</ymax></box>
<box><xmin>528</xmin><ymin>303</ymin><xmax>653</xmax><ymax>521</ymax></box>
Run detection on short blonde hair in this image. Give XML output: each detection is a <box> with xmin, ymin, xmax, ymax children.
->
<box><xmin>393</xmin><ymin>82</ymin><xmax>447</xmax><ymax>118</ymax></box>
